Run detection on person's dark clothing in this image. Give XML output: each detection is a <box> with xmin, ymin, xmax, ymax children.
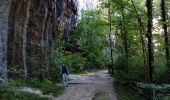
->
<box><xmin>60</xmin><ymin>65</ymin><xmax>69</xmax><ymax>75</ymax></box>
<box><xmin>62</xmin><ymin>66</ymin><xmax>68</xmax><ymax>75</ymax></box>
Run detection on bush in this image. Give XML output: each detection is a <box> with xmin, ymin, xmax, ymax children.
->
<box><xmin>115</xmin><ymin>82</ymin><xmax>141</xmax><ymax>100</ymax></box>
<box><xmin>52</xmin><ymin>50</ymin><xmax>86</xmax><ymax>73</ymax></box>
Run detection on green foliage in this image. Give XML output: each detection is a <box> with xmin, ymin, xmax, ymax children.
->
<box><xmin>99</xmin><ymin>0</ymin><xmax>170</xmax><ymax>99</ymax></box>
<box><xmin>115</xmin><ymin>82</ymin><xmax>141</xmax><ymax>100</ymax></box>
<box><xmin>52</xmin><ymin>50</ymin><xmax>86</xmax><ymax>73</ymax></box>
<box><xmin>50</xmin><ymin>10</ymin><xmax>108</xmax><ymax>74</ymax></box>
<box><xmin>0</xmin><ymin>82</ymin><xmax>14</xmax><ymax>93</ymax></box>
<box><xmin>72</xmin><ymin>10</ymin><xmax>107</xmax><ymax>68</ymax></box>
<box><xmin>0</xmin><ymin>81</ymin><xmax>51</xmax><ymax>100</ymax></box>
<box><xmin>136</xmin><ymin>82</ymin><xmax>170</xmax><ymax>90</ymax></box>
<box><xmin>128</xmin><ymin>53</ymin><xmax>146</xmax><ymax>81</ymax></box>
<box><xmin>136</xmin><ymin>82</ymin><xmax>170</xmax><ymax>100</ymax></box>
<box><xmin>100</xmin><ymin>0</ymin><xmax>169</xmax><ymax>83</ymax></box>
<box><xmin>0</xmin><ymin>92</ymin><xmax>49</xmax><ymax>100</ymax></box>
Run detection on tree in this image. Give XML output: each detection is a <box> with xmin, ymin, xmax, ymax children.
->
<box><xmin>161</xmin><ymin>0</ymin><xmax>170</xmax><ymax>83</ymax></box>
<box><xmin>73</xmin><ymin>10</ymin><xmax>107</xmax><ymax>68</ymax></box>
<box><xmin>146</xmin><ymin>0</ymin><xmax>154</xmax><ymax>99</ymax></box>
<box><xmin>108</xmin><ymin>0</ymin><xmax>114</xmax><ymax>74</ymax></box>
<box><xmin>130</xmin><ymin>0</ymin><xmax>148</xmax><ymax>81</ymax></box>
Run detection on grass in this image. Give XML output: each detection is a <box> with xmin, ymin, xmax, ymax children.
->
<box><xmin>114</xmin><ymin>82</ymin><xmax>142</xmax><ymax>100</ymax></box>
<box><xmin>14</xmin><ymin>79</ymin><xmax>63</xmax><ymax>96</ymax></box>
<box><xmin>115</xmin><ymin>82</ymin><xmax>170</xmax><ymax>100</ymax></box>
<box><xmin>164</xmin><ymin>96</ymin><xmax>170</xmax><ymax>100</ymax></box>
<box><xmin>0</xmin><ymin>91</ymin><xmax>49</xmax><ymax>100</ymax></box>
<box><xmin>0</xmin><ymin>79</ymin><xmax>63</xmax><ymax>100</ymax></box>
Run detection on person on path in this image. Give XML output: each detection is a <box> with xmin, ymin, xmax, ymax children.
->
<box><xmin>60</xmin><ymin>64</ymin><xmax>69</xmax><ymax>88</ymax></box>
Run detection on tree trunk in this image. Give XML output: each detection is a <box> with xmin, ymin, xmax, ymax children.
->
<box><xmin>108</xmin><ymin>0</ymin><xmax>114</xmax><ymax>74</ymax></box>
<box><xmin>146</xmin><ymin>0</ymin><xmax>154</xmax><ymax>99</ymax></box>
<box><xmin>121</xmin><ymin>8</ymin><xmax>129</xmax><ymax>80</ymax></box>
<box><xmin>161</xmin><ymin>0</ymin><xmax>170</xmax><ymax>83</ymax></box>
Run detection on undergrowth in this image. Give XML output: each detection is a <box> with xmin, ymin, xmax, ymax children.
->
<box><xmin>0</xmin><ymin>79</ymin><xmax>63</xmax><ymax>100</ymax></box>
<box><xmin>114</xmin><ymin>82</ymin><xmax>142</xmax><ymax>100</ymax></box>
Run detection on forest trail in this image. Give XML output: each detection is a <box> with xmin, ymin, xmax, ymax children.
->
<box><xmin>55</xmin><ymin>70</ymin><xmax>117</xmax><ymax>100</ymax></box>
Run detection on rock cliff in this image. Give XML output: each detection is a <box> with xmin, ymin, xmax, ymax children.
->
<box><xmin>0</xmin><ymin>0</ymin><xmax>78</xmax><ymax>79</ymax></box>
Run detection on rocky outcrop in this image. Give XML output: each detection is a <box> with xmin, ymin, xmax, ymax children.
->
<box><xmin>56</xmin><ymin>0</ymin><xmax>78</xmax><ymax>41</ymax></box>
<box><xmin>7</xmin><ymin>0</ymin><xmax>32</xmax><ymax>78</ymax></box>
<box><xmin>0</xmin><ymin>0</ymin><xmax>12</xmax><ymax>80</ymax></box>
<box><xmin>0</xmin><ymin>0</ymin><xmax>78</xmax><ymax>79</ymax></box>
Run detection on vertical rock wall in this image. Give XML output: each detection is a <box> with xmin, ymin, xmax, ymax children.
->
<box><xmin>57</xmin><ymin>0</ymin><xmax>78</xmax><ymax>41</ymax></box>
<box><xmin>0</xmin><ymin>0</ymin><xmax>78</xmax><ymax>79</ymax></box>
<box><xmin>0</xmin><ymin>0</ymin><xmax>12</xmax><ymax>80</ymax></box>
<box><xmin>7</xmin><ymin>0</ymin><xmax>31</xmax><ymax>78</ymax></box>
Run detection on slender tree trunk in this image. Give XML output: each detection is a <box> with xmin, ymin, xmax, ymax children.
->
<box><xmin>108</xmin><ymin>0</ymin><xmax>114</xmax><ymax>74</ymax></box>
<box><xmin>161</xmin><ymin>0</ymin><xmax>170</xmax><ymax>83</ymax></box>
<box><xmin>123</xmin><ymin>28</ymin><xmax>129</xmax><ymax>78</ymax></box>
<box><xmin>121</xmin><ymin>8</ymin><xmax>129</xmax><ymax>79</ymax></box>
<box><xmin>146</xmin><ymin>0</ymin><xmax>154</xmax><ymax>99</ymax></box>
<box><xmin>130</xmin><ymin>0</ymin><xmax>148</xmax><ymax>81</ymax></box>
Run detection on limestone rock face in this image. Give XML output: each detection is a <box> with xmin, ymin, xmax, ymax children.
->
<box><xmin>0</xmin><ymin>0</ymin><xmax>78</xmax><ymax>79</ymax></box>
<box><xmin>0</xmin><ymin>0</ymin><xmax>12</xmax><ymax>80</ymax></box>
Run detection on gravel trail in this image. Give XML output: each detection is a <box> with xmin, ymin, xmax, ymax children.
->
<box><xmin>55</xmin><ymin>70</ymin><xmax>117</xmax><ymax>100</ymax></box>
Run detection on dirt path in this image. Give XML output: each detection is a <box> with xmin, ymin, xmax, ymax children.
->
<box><xmin>55</xmin><ymin>70</ymin><xmax>117</xmax><ymax>100</ymax></box>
